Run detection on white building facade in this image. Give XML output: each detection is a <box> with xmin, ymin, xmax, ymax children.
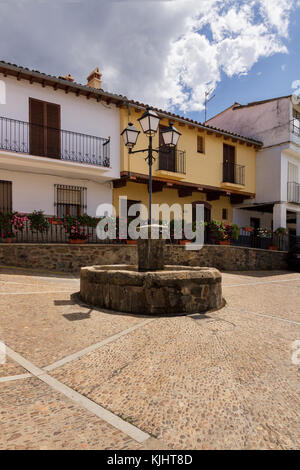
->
<box><xmin>0</xmin><ymin>62</ymin><xmax>122</xmax><ymax>218</ymax></box>
<box><xmin>208</xmin><ymin>96</ymin><xmax>300</xmax><ymax>237</ymax></box>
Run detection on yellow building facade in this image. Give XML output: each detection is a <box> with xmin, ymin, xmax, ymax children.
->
<box><xmin>114</xmin><ymin>104</ymin><xmax>261</xmax><ymax>224</ymax></box>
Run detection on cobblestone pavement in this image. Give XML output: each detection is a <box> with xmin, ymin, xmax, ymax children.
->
<box><xmin>0</xmin><ymin>266</ymin><xmax>299</xmax><ymax>449</ymax></box>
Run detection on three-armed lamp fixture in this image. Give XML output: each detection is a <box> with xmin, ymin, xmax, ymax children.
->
<box><xmin>121</xmin><ymin>108</ymin><xmax>181</xmax><ymax>223</ymax></box>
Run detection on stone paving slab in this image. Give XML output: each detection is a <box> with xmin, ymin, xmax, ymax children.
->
<box><xmin>0</xmin><ymin>357</ymin><xmax>27</xmax><ymax>378</ymax></box>
<box><xmin>51</xmin><ymin>312</ymin><xmax>300</xmax><ymax>449</ymax></box>
<box><xmin>0</xmin><ymin>291</ymin><xmax>147</xmax><ymax>367</ymax></box>
<box><xmin>0</xmin><ymin>268</ymin><xmax>300</xmax><ymax>450</ymax></box>
<box><xmin>223</xmin><ymin>282</ymin><xmax>300</xmax><ymax>322</ymax></box>
<box><xmin>0</xmin><ymin>377</ymin><xmax>144</xmax><ymax>450</ymax></box>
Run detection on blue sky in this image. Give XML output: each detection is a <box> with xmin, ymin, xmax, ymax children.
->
<box><xmin>0</xmin><ymin>0</ymin><xmax>299</xmax><ymax>125</ymax></box>
<box><xmin>195</xmin><ymin>6</ymin><xmax>300</xmax><ymax>122</ymax></box>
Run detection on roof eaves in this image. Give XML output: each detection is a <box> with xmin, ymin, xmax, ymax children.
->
<box><xmin>127</xmin><ymin>99</ymin><xmax>263</xmax><ymax>146</ymax></box>
<box><xmin>0</xmin><ymin>60</ymin><xmax>127</xmax><ymax>103</ymax></box>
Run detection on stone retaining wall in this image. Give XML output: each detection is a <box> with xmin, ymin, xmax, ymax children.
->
<box><xmin>0</xmin><ymin>243</ymin><xmax>288</xmax><ymax>273</ymax></box>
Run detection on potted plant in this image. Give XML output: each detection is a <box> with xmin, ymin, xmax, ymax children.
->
<box><xmin>269</xmin><ymin>227</ymin><xmax>288</xmax><ymax>250</ymax></box>
<box><xmin>63</xmin><ymin>218</ymin><xmax>88</xmax><ymax>244</ymax></box>
<box><xmin>207</xmin><ymin>220</ymin><xmax>229</xmax><ymax>244</ymax></box>
<box><xmin>0</xmin><ymin>212</ymin><xmax>27</xmax><ymax>242</ymax></box>
<box><xmin>243</xmin><ymin>226</ymin><xmax>254</xmax><ymax>233</ymax></box>
<box><xmin>27</xmin><ymin>210</ymin><xmax>49</xmax><ymax>233</ymax></box>
<box><xmin>256</xmin><ymin>227</ymin><xmax>272</xmax><ymax>249</ymax></box>
<box><xmin>231</xmin><ymin>224</ymin><xmax>240</xmax><ymax>241</ymax></box>
<box><xmin>69</xmin><ymin>232</ymin><xmax>88</xmax><ymax>244</ymax></box>
<box><xmin>1</xmin><ymin>230</ymin><xmax>15</xmax><ymax>243</ymax></box>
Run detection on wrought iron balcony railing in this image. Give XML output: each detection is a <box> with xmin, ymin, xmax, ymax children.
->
<box><xmin>222</xmin><ymin>162</ymin><xmax>245</xmax><ymax>185</ymax></box>
<box><xmin>158</xmin><ymin>148</ymin><xmax>186</xmax><ymax>174</ymax></box>
<box><xmin>0</xmin><ymin>115</ymin><xmax>110</xmax><ymax>167</ymax></box>
<box><xmin>287</xmin><ymin>181</ymin><xmax>300</xmax><ymax>203</ymax></box>
<box><xmin>291</xmin><ymin>118</ymin><xmax>300</xmax><ymax>137</ymax></box>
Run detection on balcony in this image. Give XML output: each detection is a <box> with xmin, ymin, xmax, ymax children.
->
<box><xmin>0</xmin><ymin>116</ymin><xmax>110</xmax><ymax>167</ymax></box>
<box><xmin>287</xmin><ymin>181</ymin><xmax>300</xmax><ymax>203</ymax></box>
<box><xmin>158</xmin><ymin>148</ymin><xmax>186</xmax><ymax>174</ymax></box>
<box><xmin>222</xmin><ymin>162</ymin><xmax>245</xmax><ymax>185</ymax></box>
<box><xmin>291</xmin><ymin>118</ymin><xmax>300</xmax><ymax>137</ymax></box>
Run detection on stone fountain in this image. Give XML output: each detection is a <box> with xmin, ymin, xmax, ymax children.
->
<box><xmin>80</xmin><ymin>231</ymin><xmax>222</xmax><ymax>315</ymax></box>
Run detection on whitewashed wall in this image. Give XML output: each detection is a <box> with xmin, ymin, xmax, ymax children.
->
<box><xmin>1</xmin><ymin>168</ymin><xmax>112</xmax><ymax>216</ymax></box>
<box><xmin>0</xmin><ymin>75</ymin><xmax>120</xmax><ymax>179</ymax></box>
<box><xmin>233</xmin><ymin>208</ymin><xmax>273</xmax><ymax>229</ymax></box>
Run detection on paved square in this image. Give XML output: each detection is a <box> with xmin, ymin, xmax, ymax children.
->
<box><xmin>0</xmin><ymin>266</ymin><xmax>299</xmax><ymax>449</ymax></box>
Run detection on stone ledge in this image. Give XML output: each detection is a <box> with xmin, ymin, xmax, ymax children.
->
<box><xmin>0</xmin><ymin>243</ymin><xmax>288</xmax><ymax>273</ymax></box>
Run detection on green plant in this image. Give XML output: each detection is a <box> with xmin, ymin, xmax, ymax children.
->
<box><xmin>257</xmin><ymin>228</ymin><xmax>272</xmax><ymax>238</ymax></box>
<box><xmin>78</xmin><ymin>213</ymin><xmax>99</xmax><ymax>228</ymax></box>
<box><xmin>27</xmin><ymin>210</ymin><xmax>49</xmax><ymax>233</ymax></box>
<box><xmin>0</xmin><ymin>212</ymin><xmax>28</xmax><ymax>238</ymax></box>
<box><xmin>63</xmin><ymin>217</ymin><xmax>88</xmax><ymax>240</ymax></box>
<box><xmin>207</xmin><ymin>220</ymin><xmax>228</xmax><ymax>241</ymax></box>
<box><xmin>231</xmin><ymin>224</ymin><xmax>240</xmax><ymax>241</ymax></box>
<box><xmin>274</xmin><ymin>227</ymin><xmax>288</xmax><ymax>236</ymax></box>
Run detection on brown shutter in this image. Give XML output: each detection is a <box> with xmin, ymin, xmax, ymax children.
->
<box><xmin>223</xmin><ymin>143</ymin><xmax>235</xmax><ymax>164</ymax></box>
<box><xmin>197</xmin><ymin>136</ymin><xmax>204</xmax><ymax>153</ymax></box>
<box><xmin>46</xmin><ymin>103</ymin><xmax>60</xmax><ymax>158</ymax></box>
<box><xmin>0</xmin><ymin>180</ymin><xmax>12</xmax><ymax>213</ymax></box>
<box><xmin>29</xmin><ymin>98</ymin><xmax>45</xmax><ymax>156</ymax></box>
<box><xmin>29</xmin><ymin>98</ymin><xmax>61</xmax><ymax>158</ymax></box>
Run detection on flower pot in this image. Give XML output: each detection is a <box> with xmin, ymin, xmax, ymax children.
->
<box><xmin>219</xmin><ymin>240</ymin><xmax>230</xmax><ymax>245</ymax></box>
<box><xmin>126</xmin><ymin>240</ymin><xmax>137</xmax><ymax>245</ymax></box>
<box><xmin>3</xmin><ymin>238</ymin><xmax>14</xmax><ymax>243</ymax></box>
<box><xmin>268</xmin><ymin>245</ymin><xmax>278</xmax><ymax>251</ymax></box>
<box><xmin>69</xmin><ymin>239</ymin><xmax>86</xmax><ymax>244</ymax></box>
<box><xmin>179</xmin><ymin>240</ymin><xmax>191</xmax><ymax>245</ymax></box>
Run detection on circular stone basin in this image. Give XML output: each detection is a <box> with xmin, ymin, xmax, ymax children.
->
<box><xmin>80</xmin><ymin>265</ymin><xmax>222</xmax><ymax>315</ymax></box>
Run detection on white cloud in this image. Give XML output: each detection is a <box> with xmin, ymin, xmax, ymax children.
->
<box><xmin>0</xmin><ymin>0</ymin><xmax>298</xmax><ymax>116</ymax></box>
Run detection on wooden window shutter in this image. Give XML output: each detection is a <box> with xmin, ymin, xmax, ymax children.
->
<box><xmin>0</xmin><ymin>180</ymin><xmax>12</xmax><ymax>213</ymax></box>
<box><xmin>46</xmin><ymin>103</ymin><xmax>61</xmax><ymax>158</ymax></box>
<box><xmin>29</xmin><ymin>98</ymin><xmax>61</xmax><ymax>158</ymax></box>
<box><xmin>223</xmin><ymin>143</ymin><xmax>235</xmax><ymax>163</ymax></box>
<box><xmin>29</xmin><ymin>98</ymin><xmax>45</xmax><ymax>156</ymax></box>
<box><xmin>197</xmin><ymin>136</ymin><xmax>204</xmax><ymax>153</ymax></box>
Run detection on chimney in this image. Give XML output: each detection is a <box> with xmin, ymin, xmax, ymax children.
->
<box><xmin>86</xmin><ymin>67</ymin><xmax>102</xmax><ymax>89</ymax></box>
<box><xmin>59</xmin><ymin>73</ymin><xmax>75</xmax><ymax>83</ymax></box>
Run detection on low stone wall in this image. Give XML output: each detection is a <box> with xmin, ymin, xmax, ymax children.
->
<box><xmin>80</xmin><ymin>265</ymin><xmax>222</xmax><ymax>315</ymax></box>
<box><xmin>0</xmin><ymin>243</ymin><xmax>288</xmax><ymax>273</ymax></box>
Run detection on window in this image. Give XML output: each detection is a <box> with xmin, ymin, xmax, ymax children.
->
<box><xmin>55</xmin><ymin>185</ymin><xmax>86</xmax><ymax>217</ymax></box>
<box><xmin>293</xmin><ymin>109</ymin><xmax>300</xmax><ymax>120</ymax></box>
<box><xmin>29</xmin><ymin>98</ymin><xmax>61</xmax><ymax>158</ymax></box>
<box><xmin>222</xmin><ymin>208</ymin><xmax>228</xmax><ymax>220</ymax></box>
<box><xmin>288</xmin><ymin>162</ymin><xmax>298</xmax><ymax>183</ymax></box>
<box><xmin>197</xmin><ymin>135</ymin><xmax>205</xmax><ymax>153</ymax></box>
<box><xmin>0</xmin><ymin>180</ymin><xmax>12</xmax><ymax>213</ymax></box>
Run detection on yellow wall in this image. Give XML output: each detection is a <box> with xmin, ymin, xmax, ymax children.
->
<box><xmin>113</xmin><ymin>181</ymin><xmax>234</xmax><ymax>224</ymax></box>
<box><xmin>120</xmin><ymin>107</ymin><xmax>257</xmax><ymax>194</ymax></box>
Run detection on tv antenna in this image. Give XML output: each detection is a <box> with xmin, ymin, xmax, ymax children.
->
<box><xmin>204</xmin><ymin>88</ymin><xmax>215</xmax><ymax>123</ymax></box>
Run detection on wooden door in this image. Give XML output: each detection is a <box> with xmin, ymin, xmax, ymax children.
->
<box><xmin>159</xmin><ymin>126</ymin><xmax>176</xmax><ymax>172</ymax></box>
<box><xmin>29</xmin><ymin>98</ymin><xmax>60</xmax><ymax>158</ymax></box>
<box><xmin>223</xmin><ymin>144</ymin><xmax>235</xmax><ymax>182</ymax></box>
